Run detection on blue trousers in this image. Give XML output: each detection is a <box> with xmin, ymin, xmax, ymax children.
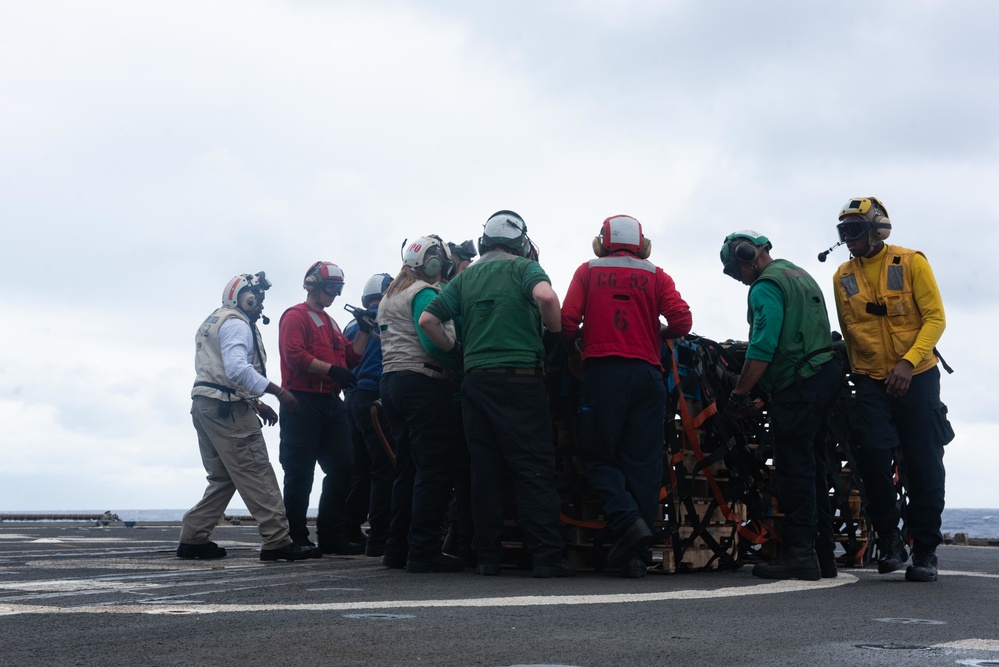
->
<box><xmin>344</xmin><ymin>389</ymin><xmax>394</xmax><ymax>545</ymax></box>
<box><xmin>576</xmin><ymin>357</ymin><xmax>666</xmax><ymax>537</ymax></box>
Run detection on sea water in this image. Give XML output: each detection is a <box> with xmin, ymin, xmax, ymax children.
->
<box><xmin>19</xmin><ymin>507</ymin><xmax>999</xmax><ymax>538</ymax></box>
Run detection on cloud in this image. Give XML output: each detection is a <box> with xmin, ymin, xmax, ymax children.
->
<box><xmin>1</xmin><ymin>0</ymin><xmax>996</xmax><ymax>509</ymax></box>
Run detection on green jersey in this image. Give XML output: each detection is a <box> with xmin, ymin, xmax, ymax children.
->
<box><xmin>424</xmin><ymin>251</ymin><xmax>550</xmax><ymax>371</ymax></box>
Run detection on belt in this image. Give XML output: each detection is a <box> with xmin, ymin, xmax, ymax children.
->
<box><xmin>468</xmin><ymin>366</ymin><xmax>541</xmax><ymax>376</ymax></box>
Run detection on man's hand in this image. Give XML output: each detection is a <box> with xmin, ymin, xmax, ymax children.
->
<box><xmin>562</xmin><ymin>334</ymin><xmax>583</xmax><ymax>380</ymax></box>
<box><xmin>257</xmin><ymin>402</ymin><xmax>279</xmax><ymax>426</ymax></box>
<box><xmin>354</xmin><ymin>308</ymin><xmax>378</xmax><ymax>334</ymax></box>
<box><xmin>276</xmin><ymin>389</ymin><xmax>300</xmax><ymax>414</ymax></box>
<box><xmin>327</xmin><ymin>365</ymin><xmax>358</xmax><ymax>388</ymax></box>
<box><xmin>885</xmin><ymin>359</ymin><xmax>914</xmax><ymax>397</ymax></box>
<box><xmin>543</xmin><ymin>330</ymin><xmax>566</xmax><ymax>367</ymax></box>
<box><xmin>722</xmin><ymin>392</ymin><xmax>754</xmax><ymax>421</ymax></box>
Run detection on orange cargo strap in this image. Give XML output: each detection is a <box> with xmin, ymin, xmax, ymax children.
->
<box><xmin>669</xmin><ymin>340</ymin><xmax>770</xmax><ymax>546</ymax></box>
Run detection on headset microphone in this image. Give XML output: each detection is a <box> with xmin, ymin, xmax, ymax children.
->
<box><xmin>818</xmin><ymin>240</ymin><xmax>844</xmax><ymax>263</ymax></box>
<box><xmin>261</xmin><ymin>315</ymin><xmax>270</xmax><ymax>325</ymax></box>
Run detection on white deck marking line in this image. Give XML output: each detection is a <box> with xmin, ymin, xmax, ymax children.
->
<box><xmin>937</xmin><ymin>570</ymin><xmax>999</xmax><ymax>579</ymax></box>
<box><xmin>0</xmin><ymin>573</ymin><xmax>856</xmax><ymax>615</ymax></box>
<box><xmin>934</xmin><ymin>638</ymin><xmax>999</xmax><ymax>651</ymax></box>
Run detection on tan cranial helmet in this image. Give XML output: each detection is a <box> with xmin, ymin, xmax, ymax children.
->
<box><xmin>837</xmin><ymin>197</ymin><xmax>892</xmax><ymax>244</ymax></box>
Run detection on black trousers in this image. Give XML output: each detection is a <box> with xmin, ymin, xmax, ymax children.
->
<box><xmin>446</xmin><ymin>402</ymin><xmax>474</xmax><ymax>554</ymax></box>
<box><xmin>853</xmin><ymin>366</ymin><xmax>950</xmax><ymax>550</ymax></box>
<box><xmin>381</xmin><ymin>371</ymin><xmax>462</xmax><ymax>562</ymax></box>
<box><xmin>278</xmin><ymin>391</ymin><xmax>354</xmax><ymax>546</ymax></box>
<box><xmin>462</xmin><ymin>371</ymin><xmax>564</xmax><ymax>567</ymax></box>
<box><xmin>344</xmin><ymin>389</ymin><xmax>394</xmax><ymax>545</ymax></box>
<box><xmin>768</xmin><ymin>359</ymin><xmax>842</xmax><ymax>549</ymax></box>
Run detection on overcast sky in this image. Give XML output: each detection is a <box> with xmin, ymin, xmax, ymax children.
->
<box><xmin>2</xmin><ymin>0</ymin><xmax>997</xmax><ymax>513</ymax></box>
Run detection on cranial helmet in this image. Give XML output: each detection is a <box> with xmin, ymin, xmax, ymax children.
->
<box><xmin>223</xmin><ymin>271</ymin><xmax>272</xmax><ymax>312</ymax></box>
<box><xmin>479</xmin><ymin>210</ymin><xmax>530</xmax><ymax>257</ymax></box>
<box><xmin>304</xmin><ymin>261</ymin><xmax>346</xmax><ymax>296</ymax></box>
<box><xmin>402</xmin><ymin>234</ymin><xmax>455</xmax><ymax>280</ymax></box>
<box><xmin>720</xmin><ymin>230</ymin><xmax>772</xmax><ymax>279</ymax></box>
<box><xmin>592</xmin><ymin>215</ymin><xmax>652</xmax><ymax>259</ymax></box>
<box><xmin>837</xmin><ymin>197</ymin><xmax>891</xmax><ymax>245</ymax></box>
<box><xmin>361</xmin><ymin>273</ymin><xmax>393</xmax><ymax>307</ymax></box>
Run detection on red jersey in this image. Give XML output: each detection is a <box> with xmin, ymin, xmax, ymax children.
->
<box><xmin>561</xmin><ymin>253</ymin><xmax>692</xmax><ymax>369</ymax></box>
<box><xmin>279</xmin><ymin>302</ymin><xmax>361</xmax><ymax>394</ymax></box>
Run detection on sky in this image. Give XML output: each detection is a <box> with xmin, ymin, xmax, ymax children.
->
<box><xmin>2</xmin><ymin>0</ymin><xmax>997</xmax><ymax>512</ymax></box>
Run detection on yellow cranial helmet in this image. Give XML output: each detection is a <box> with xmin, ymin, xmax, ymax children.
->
<box><xmin>837</xmin><ymin>197</ymin><xmax>891</xmax><ymax>243</ymax></box>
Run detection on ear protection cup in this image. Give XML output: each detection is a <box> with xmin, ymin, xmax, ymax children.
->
<box><xmin>239</xmin><ymin>292</ymin><xmax>257</xmax><ymax>311</ymax></box>
<box><xmin>303</xmin><ymin>261</ymin><xmax>323</xmax><ymax>289</ymax></box>
<box><xmin>520</xmin><ymin>236</ymin><xmax>532</xmax><ymax>258</ymax></box>
<box><xmin>872</xmin><ymin>218</ymin><xmax>891</xmax><ymax>240</ymax></box>
<box><xmin>733</xmin><ymin>242</ymin><xmax>758</xmax><ymax>262</ymax></box>
<box><xmin>592</xmin><ymin>236</ymin><xmax>606</xmax><ymax>258</ymax></box>
<box><xmin>441</xmin><ymin>258</ymin><xmax>457</xmax><ymax>281</ymax></box>
<box><xmin>637</xmin><ymin>238</ymin><xmax>652</xmax><ymax>260</ymax></box>
<box><xmin>423</xmin><ymin>255</ymin><xmax>442</xmax><ymax>278</ymax></box>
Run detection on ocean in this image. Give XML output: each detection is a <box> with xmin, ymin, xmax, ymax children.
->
<box><xmin>11</xmin><ymin>507</ymin><xmax>999</xmax><ymax>538</ymax></box>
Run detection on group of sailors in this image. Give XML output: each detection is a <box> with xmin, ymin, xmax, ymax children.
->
<box><xmin>178</xmin><ymin>199</ymin><xmax>951</xmax><ymax>583</ymax></box>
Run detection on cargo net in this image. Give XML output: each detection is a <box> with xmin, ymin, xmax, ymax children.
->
<box><xmin>549</xmin><ymin>333</ymin><xmax>872</xmax><ymax>574</ymax></box>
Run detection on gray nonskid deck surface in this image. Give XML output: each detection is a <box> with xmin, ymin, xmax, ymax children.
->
<box><xmin>1</xmin><ymin>522</ymin><xmax>997</xmax><ymax>667</ymax></box>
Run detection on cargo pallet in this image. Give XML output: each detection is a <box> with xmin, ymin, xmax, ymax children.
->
<box><xmin>501</xmin><ymin>334</ymin><xmax>880</xmax><ymax>574</ymax></box>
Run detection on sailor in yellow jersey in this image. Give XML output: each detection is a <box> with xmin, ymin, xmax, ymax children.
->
<box><xmin>831</xmin><ymin>197</ymin><xmax>954</xmax><ymax>583</ymax></box>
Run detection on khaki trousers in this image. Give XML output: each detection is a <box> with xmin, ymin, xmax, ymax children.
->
<box><xmin>180</xmin><ymin>397</ymin><xmax>292</xmax><ymax>549</ymax></box>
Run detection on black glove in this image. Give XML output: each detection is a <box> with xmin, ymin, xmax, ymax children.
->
<box><xmin>722</xmin><ymin>392</ymin><xmax>753</xmax><ymax>421</ymax></box>
<box><xmin>327</xmin><ymin>365</ymin><xmax>358</xmax><ymax>388</ymax></box>
<box><xmin>543</xmin><ymin>330</ymin><xmax>567</xmax><ymax>366</ymax></box>
<box><xmin>354</xmin><ymin>308</ymin><xmax>377</xmax><ymax>334</ymax></box>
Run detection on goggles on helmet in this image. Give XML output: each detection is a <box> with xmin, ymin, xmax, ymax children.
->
<box><xmin>721</xmin><ymin>257</ymin><xmax>741</xmax><ymax>280</ymax></box>
<box><xmin>320</xmin><ymin>280</ymin><xmax>344</xmax><ymax>296</ymax></box>
<box><xmin>836</xmin><ymin>219</ymin><xmax>868</xmax><ymax>242</ymax></box>
<box><xmin>253</xmin><ymin>271</ymin><xmax>272</xmax><ymax>291</ymax></box>
<box><xmin>448</xmin><ymin>239</ymin><xmax>477</xmax><ymax>262</ymax></box>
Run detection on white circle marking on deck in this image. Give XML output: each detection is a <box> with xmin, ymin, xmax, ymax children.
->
<box><xmin>0</xmin><ymin>573</ymin><xmax>856</xmax><ymax>615</ymax></box>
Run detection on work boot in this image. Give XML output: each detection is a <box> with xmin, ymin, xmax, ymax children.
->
<box><xmin>606</xmin><ymin>518</ymin><xmax>653</xmax><ymax>569</ymax></box>
<box><xmin>905</xmin><ymin>549</ymin><xmax>938</xmax><ymax>582</ymax></box>
<box><xmin>345</xmin><ymin>526</ymin><xmax>368</xmax><ymax>546</ymax></box>
<box><xmin>818</xmin><ymin>553</ymin><xmax>838</xmax><ymax>579</ymax></box>
<box><xmin>320</xmin><ymin>536</ymin><xmax>364</xmax><ymax>556</ymax></box>
<box><xmin>406</xmin><ymin>553</ymin><xmax>465</xmax><ymax>573</ymax></box>
<box><xmin>364</xmin><ymin>540</ymin><xmax>385</xmax><ymax>558</ymax></box>
<box><xmin>875</xmin><ymin>530</ymin><xmax>909</xmax><ymax>574</ymax></box>
<box><xmin>476</xmin><ymin>562</ymin><xmax>501</xmax><ymax>576</ymax></box>
<box><xmin>381</xmin><ymin>552</ymin><xmax>407</xmax><ymax>569</ymax></box>
<box><xmin>533</xmin><ymin>560</ymin><xmax>576</xmax><ymax>578</ymax></box>
<box><xmin>260</xmin><ymin>543</ymin><xmax>323</xmax><ymax>561</ymax></box>
<box><xmin>621</xmin><ymin>556</ymin><xmax>648</xmax><ymax>579</ymax></box>
<box><xmin>752</xmin><ymin>541</ymin><xmax>821</xmax><ymax>581</ymax></box>
<box><xmin>176</xmin><ymin>541</ymin><xmax>227</xmax><ymax>560</ymax></box>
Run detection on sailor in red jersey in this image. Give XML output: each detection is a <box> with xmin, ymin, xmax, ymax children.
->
<box><xmin>561</xmin><ymin>215</ymin><xmax>692</xmax><ymax>577</ymax></box>
<box><xmin>278</xmin><ymin>261</ymin><xmax>369</xmax><ymax>555</ymax></box>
